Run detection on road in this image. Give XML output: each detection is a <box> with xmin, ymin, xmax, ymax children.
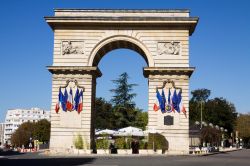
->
<box><xmin>1</xmin><ymin>149</ymin><xmax>250</xmax><ymax>166</ymax></box>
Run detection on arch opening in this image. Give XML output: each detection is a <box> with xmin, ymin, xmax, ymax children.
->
<box><xmin>88</xmin><ymin>36</ymin><xmax>154</xmax><ymax>67</ymax></box>
<box><xmin>96</xmin><ymin>48</ymin><xmax>148</xmax><ymax>111</ymax></box>
<box><xmin>94</xmin><ymin>48</ymin><xmax>149</xmax><ymax>133</ymax></box>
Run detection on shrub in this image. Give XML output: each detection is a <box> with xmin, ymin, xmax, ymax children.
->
<box><xmin>139</xmin><ymin>140</ymin><xmax>148</xmax><ymax>149</ymax></box>
<box><xmin>96</xmin><ymin>139</ymin><xmax>109</xmax><ymax>149</ymax></box>
<box><xmin>74</xmin><ymin>134</ymin><xmax>83</xmax><ymax>149</ymax></box>
<box><xmin>115</xmin><ymin>137</ymin><xmax>127</xmax><ymax>149</ymax></box>
<box><xmin>147</xmin><ymin>133</ymin><xmax>168</xmax><ymax>151</ymax></box>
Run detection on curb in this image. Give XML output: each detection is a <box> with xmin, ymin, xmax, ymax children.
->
<box><xmin>199</xmin><ymin>149</ymin><xmax>242</xmax><ymax>156</ymax></box>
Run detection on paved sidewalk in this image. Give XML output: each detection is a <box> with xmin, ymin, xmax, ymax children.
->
<box><xmin>200</xmin><ymin>147</ymin><xmax>242</xmax><ymax>156</ymax></box>
<box><xmin>38</xmin><ymin>148</ymin><xmax>241</xmax><ymax>157</ymax></box>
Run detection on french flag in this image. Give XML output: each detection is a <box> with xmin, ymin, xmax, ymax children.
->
<box><xmin>55</xmin><ymin>103</ymin><xmax>60</xmax><ymax>114</ymax></box>
<box><xmin>74</xmin><ymin>88</ymin><xmax>79</xmax><ymax>111</ymax></box>
<box><xmin>62</xmin><ymin>88</ymin><xmax>68</xmax><ymax>111</ymax></box>
<box><xmin>153</xmin><ymin>102</ymin><xmax>159</xmax><ymax>112</ymax></box>
<box><xmin>153</xmin><ymin>89</ymin><xmax>162</xmax><ymax>112</ymax></box>
<box><xmin>77</xmin><ymin>90</ymin><xmax>83</xmax><ymax>114</ymax></box>
<box><xmin>55</xmin><ymin>87</ymin><xmax>64</xmax><ymax>113</ymax></box>
<box><xmin>178</xmin><ymin>90</ymin><xmax>187</xmax><ymax>118</ymax></box>
<box><xmin>66</xmin><ymin>88</ymin><xmax>74</xmax><ymax>111</ymax></box>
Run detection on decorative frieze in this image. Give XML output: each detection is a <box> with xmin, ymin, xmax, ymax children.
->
<box><xmin>62</xmin><ymin>40</ymin><xmax>84</xmax><ymax>55</ymax></box>
<box><xmin>157</xmin><ymin>41</ymin><xmax>180</xmax><ymax>55</ymax></box>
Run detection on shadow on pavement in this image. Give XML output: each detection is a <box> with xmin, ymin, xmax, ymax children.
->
<box><xmin>0</xmin><ymin>157</ymin><xmax>96</xmax><ymax>166</ymax></box>
<box><xmin>0</xmin><ymin>150</ymin><xmax>25</xmax><ymax>156</ymax></box>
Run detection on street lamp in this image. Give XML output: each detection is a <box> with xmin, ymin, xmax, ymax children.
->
<box><xmin>209</xmin><ymin>123</ymin><xmax>213</xmax><ymax>128</ymax></box>
<box><xmin>195</xmin><ymin>121</ymin><xmax>200</xmax><ymax>125</ymax></box>
<box><xmin>202</xmin><ymin>121</ymin><xmax>207</xmax><ymax>127</ymax></box>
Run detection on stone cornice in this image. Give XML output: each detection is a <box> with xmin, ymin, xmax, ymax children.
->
<box><xmin>54</xmin><ymin>9</ymin><xmax>190</xmax><ymax>13</ymax></box>
<box><xmin>143</xmin><ymin>67</ymin><xmax>195</xmax><ymax>78</ymax></box>
<box><xmin>45</xmin><ymin>16</ymin><xmax>198</xmax><ymax>35</ymax></box>
<box><xmin>47</xmin><ymin>66</ymin><xmax>102</xmax><ymax>77</ymax></box>
<box><xmin>45</xmin><ymin>16</ymin><xmax>198</xmax><ymax>22</ymax></box>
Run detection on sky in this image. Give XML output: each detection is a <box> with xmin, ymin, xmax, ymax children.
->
<box><xmin>0</xmin><ymin>0</ymin><xmax>250</xmax><ymax>122</ymax></box>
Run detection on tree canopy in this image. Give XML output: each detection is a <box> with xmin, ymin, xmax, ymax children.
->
<box><xmin>191</xmin><ymin>88</ymin><xmax>211</xmax><ymax>102</ymax></box>
<box><xmin>95</xmin><ymin>97</ymin><xmax>114</xmax><ymax>129</ymax></box>
<box><xmin>110</xmin><ymin>72</ymin><xmax>137</xmax><ymax>109</ymax></box>
<box><xmin>190</xmin><ymin>89</ymin><xmax>237</xmax><ymax>134</ymax></box>
<box><xmin>95</xmin><ymin>72</ymin><xmax>148</xmax><ymax>130</ymax></box>
<box><xmin>33</xmin><ymin>119</ymin><xmax>51</xmax><ymax>143</ymax></box>
<box><xmin>236</xmin><ymin>113</ymin><xmax>250</xmax><ymax>144</ymax></box>
<box><xmin>11</xmin><ymin>119</ymin><xmax>50</xmax><ymax>147</ymax></box>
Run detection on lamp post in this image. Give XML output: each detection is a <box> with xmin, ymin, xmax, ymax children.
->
<box><xmin>200</xmin><ymin>101</ymin><xmax>203</xmax><ymax>129</ymax></box>
<box><xmin>220</xmin><ymin>127</ymin><xmax>224</xmax><ymax>148</ymax></box>
<box><xmin>200</xmin><ymin>100</ymin><xmax>204</xmax><ymax>129</ymax></box>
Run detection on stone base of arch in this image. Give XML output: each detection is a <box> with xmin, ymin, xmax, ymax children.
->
<box><xmin>145</xmin><ymin>67</ymin><xmax>194</xmax><ymax>155</ymax></box>
<box><xmin>48</xmin><ymin>66</ymin><xmax>193</xmax><ymax>155</ymax></box>
<box><xmin>48</xmin><ymin>66</ymin><xmax>101</xmax><ymax>153</ymax></box>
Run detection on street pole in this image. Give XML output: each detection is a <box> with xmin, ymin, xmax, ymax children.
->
<box><xmin>153</xmin><ymin>134</ymin><xmax>155</xmax><ymax>151</ymax></box>
<box><xmin>200</xmin><ymin>101</ymin><xmax>203</xmax><ymax>129</ymax></box>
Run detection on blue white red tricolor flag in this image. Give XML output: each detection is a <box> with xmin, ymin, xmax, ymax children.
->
<box><xmin>77</xmin><ymin>90</ymin><xmax>83</xmax><ymax>114</ymax></box>
<box><xmin>177</xmin><ymin>90</ymin><xmax>187</xmax><ymax>118</ymax></box>
<box><xmin>74</xmin><ymin>88</ymin><xmax>79</xmax><ymax>111</ymax></box>
<box><xmin>55</xmin><ymin>87</ymin><xmax>64</xmax><ymax>113</ymax></box>
<box><xmin>66</xmin><ymin>88</ymin><xmax>74</xmax><ymax>111</ymax></box>
<box><xmin>153</xmin><ymin>87</ymin><xmax>186</xmax><ymax>117</ymax></box>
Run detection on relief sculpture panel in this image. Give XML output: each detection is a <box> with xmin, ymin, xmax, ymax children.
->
<box><xmin>157</xmin><ymin>41</ymin><xmax>180</xmax><ymax>55</ymax></box>
<box><xmin>62</xmin><ymin>40</ymin><xmax>84</xmax><ymax>55</ymax></box>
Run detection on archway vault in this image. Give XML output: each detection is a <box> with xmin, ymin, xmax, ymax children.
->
<box><xmin>46</xmin><ymin>9</ymin><xmax>198</xmax><ymax>155</ymax></box>
<box><xmin>88</xmin><ymin>35</ymin><xmax>154</xmax><ymax>67</ymax></box>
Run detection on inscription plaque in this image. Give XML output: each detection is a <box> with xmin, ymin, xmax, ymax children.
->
<box><xmin>164</xmin><ymin>115</ymin><xmax>174</xmax><ymax>125</ymax></box>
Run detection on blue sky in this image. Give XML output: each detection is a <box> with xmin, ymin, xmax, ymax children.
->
<box><xmin>0</xmin><ymin>0</ymin><xmax>250</xmax><ymax>122</ymax></box>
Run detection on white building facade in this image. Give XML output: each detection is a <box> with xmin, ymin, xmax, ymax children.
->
<box><xmin>0</xmin><ymin>123</ymin><xmax>5</xmax><ymax>145</ymax></box>
<box><xmin>4</xmin><ymin>108</ymin><xmax>50</xmax><ymax>144</ymax></box>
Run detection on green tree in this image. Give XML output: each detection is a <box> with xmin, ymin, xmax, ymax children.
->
<box><xmin>189</xmin><ymin>89</ymin><xmax>237</xmax><ymax>134</ymax></box>
<box><xmin>190</xmin><ymin>89</ymin><xmax>211</xmax><ymax>124</ymax></box>
<box><xmin>33</xmin><ymin>119</ymin><xmax>51</xmax><ymax>143</ymax></box>
<box><xmin>110</xmin><ymin>72</ymin><xmax>138</xmax><ymax>128</ymax></box>
<box><xmin>95</xmin><ymin>97</ymin><xmax>114</xmax><ymax>129</ymax></box>
<box><xmin>11</xmin><ymin>122</ymin><xmax>35</xmax><ymax>147</ymax></box>
<box><xmin>236</xmin><ymin>113</ymin><xmax>250</xmax><ymax>144</ymax></box>
<box><xmin>204</xmin><ymin>98</ymin><xmax>237</xmax><ymax>133</ymax></box>
<box><xmin>11</xmin><ymin>120</ymin><xmax>51</xmax><ymax>147</ymax></box>
<box><xmin>95</xmin><ymin>72</ymin><xmax>148</xmax><ymax>130</ymax></box>
<box><xmin>191</xmin><ymin>89</ymin><xmax>211</xmax><ymax>102</ymax></box>
<box><xmin>132</xmin><ymin>108</ymin><xmax>148</xmax><ymax>130</ymax></box>
<box><xmin>110</xmin><ymin>72</ymin><xmax>137</xmax><ymax>109</ymax></box>
<box><xmin>200</xmin><ymin>126</ymin><xmax>221</xmax><ymax>146</ymax></box>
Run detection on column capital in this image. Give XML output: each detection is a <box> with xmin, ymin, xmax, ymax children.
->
<box><xmin>143</xmin><ymin>67</ymin><xmax>195</xmax><ymax>78</ymax></box>
<box><xmin>47</xmin><ymin>66</ymin><xmax>102</xmax><ymax>77</ymax></box>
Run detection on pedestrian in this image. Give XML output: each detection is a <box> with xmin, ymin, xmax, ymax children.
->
<box><xmin>29</xmin><ymin>142</ymin><xmax>32</xmax><ymax>152</ymax></box>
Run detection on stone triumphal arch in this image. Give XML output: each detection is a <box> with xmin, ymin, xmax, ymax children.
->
<box><xmin>45</xmin><ymin>9</ymin><xmax>198</xmax><ymax>154</ymax></box>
